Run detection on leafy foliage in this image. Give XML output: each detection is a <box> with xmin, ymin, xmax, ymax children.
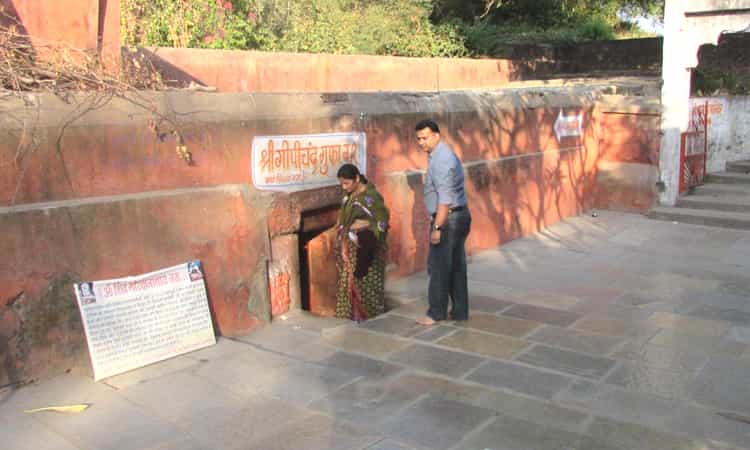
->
<box><xmin>122</xmin><ymin>0</ymin><xmax>467</xmax><ymax>57</ymax></box>
<box><xmin>693</xmin><ymin>67</ymin><xmax>750</xmax><ymax>96</ymax></box>
<box><xmin>122</xmin><ymin>0</ymin><xmax>664</xmax><ymax>57</ymax></box>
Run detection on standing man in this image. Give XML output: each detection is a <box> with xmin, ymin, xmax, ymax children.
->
<box><xmin>414</xmin><ymin>119</ymin><xmax>471</xmax><ymax>326</ymax></box>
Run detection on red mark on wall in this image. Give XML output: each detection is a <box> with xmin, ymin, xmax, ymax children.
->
<box><xmin>690</xmin><ymin>101</ymin><xmax>724</xmax><ymax>128</ymax></box>
<box><xmin>270</xmin><ymin>272</ymin><xmax>290</xmax><ymax>317</ymax></box>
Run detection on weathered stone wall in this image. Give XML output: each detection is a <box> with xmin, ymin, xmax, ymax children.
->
<box><xmin>1</xmin><ymin>85</ymin><xmax>654</xmax><ymax>385</ymax></box>
<box><xmin>136</xmin><ymin>47</ymin><xmax>517</xmax><ymax>92</ymax></box>
<box><xmin>501</xmin><ymin>38</ymin><xmax>663</xmax><ymax>79</ymax></box>
<box><xmin>694</xmin><ymin>32</ymin><xmax>750</xmax><ymax>95</ymax></box>
<box><xmin>1</xmin><ymin>0</ymin><xmax>121</xmax><ymax>62</ymax></box>
<box><xmin>594</xmin><ymin>96</ymin><xmax>662</xmax><ymax>212</ymax></box>
<box><xmin>691</xmin><ymin>96</ymin><xmax>750</xmax><ymax>173</ymax></box>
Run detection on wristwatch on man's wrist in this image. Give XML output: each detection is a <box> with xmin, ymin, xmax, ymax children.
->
<box><xmin>432</xmin><ymin>224</ymin><xmax>442</xmax><ymax>231</ymax></box>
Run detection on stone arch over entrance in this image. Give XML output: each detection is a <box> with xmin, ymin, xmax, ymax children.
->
<box><xmin>266</xmin><ymin>187</ymin><xmax>342</xmax><ymax>319</ymax></box>
<box><xmin>658</xmin><ymin>0</ymin><xmax>750</xmax><ymax>205</ymax></box>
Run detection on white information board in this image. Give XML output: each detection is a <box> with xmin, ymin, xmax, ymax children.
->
<box><xmin>74</xmin><ymin>261</ymin><xmax>216</xmax><ymax>381</ymax></box>
<box><xmin>251</xmin><ymin>132</ymin><xmax>367</xmax><ymax>191</ymax></box>
<box><xmin>554</xmin><ymin>109</ymin><xmax>584</xmax><ymax>142</ymax></box>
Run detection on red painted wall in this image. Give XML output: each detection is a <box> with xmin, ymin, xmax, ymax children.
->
<box><xmin>594</xmin><ymin>98</ymin><xmax>662</xmax><ymax>212</ymax></box>
<box><xmin>138</xmin><ymin>47</ymin><xmax>515</xmax><ymax>93</ymax></box>
<box><xmin>1</xmin><ymin>87</ymin><xmax>655</xmax><ymax>384</ymax></box>
<box><xmin>1</xmin><ymin>0</ymin><xmax>120</xmax><ymax>62</ymax></box>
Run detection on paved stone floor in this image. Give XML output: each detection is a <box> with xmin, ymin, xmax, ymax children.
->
<box><xmin>4</xmin><ymin>211</ymin><xmax>750</xmax><ymax>450</ymax></box>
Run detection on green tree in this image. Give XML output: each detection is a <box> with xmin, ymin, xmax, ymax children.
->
<box><xmin>122</xmin><ymin>0</ymin><xmax>467</xmax><ymax>57</ymax></box>
<box><xmin>432</xmin><ymin>0</ymin><xmax>663</xmax><ymax>26</ymax></box>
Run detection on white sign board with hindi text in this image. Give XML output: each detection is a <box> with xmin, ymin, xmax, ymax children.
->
<box><xmin>554</xmin><ymin>109</ymin><xmax>584</xmax><ymax>142</ymax></box>
<box><xmin>75</xmin><ymin>261</ymin><xmax>216</xmax><ymax>381</ymax></box>
<box><xmin>251</xmin><ymin>132</ymin><xmax>367</xmax><ymax>191</ymax></box>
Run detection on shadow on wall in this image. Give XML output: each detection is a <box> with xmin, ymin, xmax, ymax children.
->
<box><xmin>377</xmin><ymin>94</ymin><xmax>604</xmax><ymax>276</ymax></box>
<box><xmin>379</xmin><ymin>92</ymin><xmax>662</xmax><ymax>275</ymax></box>
<box><xmin>593</xmin><ymin>98</ymin><xmax>662</xmax><ymax>212</ymax></box>
<box><xmin>0</xmin><ymin>88</ymin><xmax>659</xmax><ymax>386</ymax></box>
<box><xmin>503</xmin><ymin>38</ymin><xmax>663</xmax><ymax>80</ymax></box>
<box><xmin>0</xmin><ymin>1</ymin><xmax>35</xmax><ymax>61</ymax></box>
<box><xmin>124</xmin><ymin>48</ymin><xmax>203</xmax><ymax>88</ymax></box>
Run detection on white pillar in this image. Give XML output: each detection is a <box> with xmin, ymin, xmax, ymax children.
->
<box><xmin>659</xmin><ymin>0</ymin><xmax>750</xmax><ymax>205</ymax></box>
<box><xmin>658</xmin><ymin>0</ymin><xmax>691</xmax><ymax>205</ymax></box>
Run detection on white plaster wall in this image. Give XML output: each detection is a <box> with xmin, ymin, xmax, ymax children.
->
<box><xmin>659</xmin><ymin>0</ymin><xmax>750</xmax><ymax>205</ymax></box>
<box><xmin>692</xmin><ymin>96</ymin><xmax>750</xmax><ymax>172</ymax></box>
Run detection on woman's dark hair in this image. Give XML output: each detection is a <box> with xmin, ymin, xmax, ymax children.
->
<box><xmin>415</xmin><ymin>119</ymin><xmax>440</xmax><ymax>133</ymax></box>
<box><xmin>337</xmin><ymin>163</ymin><xmax>368</xmax><ymax>183</ymax></box>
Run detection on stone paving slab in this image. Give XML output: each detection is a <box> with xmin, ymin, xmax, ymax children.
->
<box><xmin>517</xmin><ymin>344</ymin><xmax>617</xmax><ymax>380</ymax></box>
<box><xmin>322</xmin><ymin>327</ymin><xmax>410</xmax><ymax>358</ymax></box>
<box><xmin>455</xmin><ymin>414</ymin><xmax>622</xmax><ymax>450</ymax></box>
<box><xmin>234</xmin><ymin>324</ymin><xmax>324</xmax><ymax>354</ymax></box>
<box><xmin>31</xmin><ymin>389</ymin><xmax>182</xmax><ymax>450</ymax></box>
<box><xmin>365</xmin><ymin>440</ymin><xmax>423</xmax><ymax>450</ymax></box>
<box><xmin>586</xmin><ymin>416</ymin><xmax>739</xmax><ymax>450</ymax></box>
<box><xmin>604</xmin><ymin>361</ymin><xmax>695</xmax><ymax>400</ymax></box>
<box><xmin>646</xmin><ymin>312</ymin><xmax>731</xmax><ymax>337</ymax></box>
<box><xmin>501</xmin><ymin>287</ymin><xmax>583</xmax><ymax>310</ymax></box>
<box><xmin>104</xmin><ymin>355</ymin><xmax>200</xmax><ymax>390</ymax></box>
<box><xmin>181</xmin><ymin>337</ymin><xmax>253</xmax><ymax>361</ymax></box>
<box><xmin>178</xmin><ymin>394</ymin><xmax>311</xmax><ymax>450</ymax></box>
<box><xmin>455</xmin><ymin>312</ymin><xmax>540</xmax><ymax>337</ymax></box>
<box><xmin>579</xmin><ymin>303</ymin><xmax>656</xmax><ymax>322</ymax></box>
<box><xmin>315</xmin><ymin>351</ymin><xmax>403</xmax><ymax>380</ymax></box>
<box><xmin>728</xmin><ymin>326</ymin><xmax>750</xmax><ymax>344</ymax></box>
<box><xmin>468</xmin><ymin>294</ymin><xmax>516</xmax><ymax>313</ymax></box>
<box><xmin>308</xmin><ymin>374</ymin><xmax>423</xmax><ymax>426</ymax></box>
<box><xmin>249</xmin><ymin>360</ymin><xmax>358</xmax><ymax>407</ymax></box>
<box><xmin>560</xmin><ymin>284</ymin><xmax>624</xmax><ymax>305</ymax></box>
<box><xmin>649</xmin><ymin>329</ymin><xmax>748</xmax><ymax>357</ymax></box>
<box><xmin>386</xmin><ymin>343</ymin><xmax>485</xmax><ymax>378</ymax></box>
<box><xmin>410</xmin><ymin>324</ymin><xmax>457</xmax><ymax>342</ymax></box>
<box><xmin>357</xmin><ymin>314</ymin><xmax>427</xmax><ymax>337</ymax></box>
<box><xmin>687</xmin><ymin>304</ymin><xmax>750</xmax><ymax>327</ymax></box>
<box><xmin>611</xmin><ymin>343</ymin><xmax>710</xmax><ymax>371</ymax></box>
<box><xmin>700</xmin><ymin>292</ymin><xmax>750</xmax><ymax>314</ymax></box>
<box><xmin>690</xmin><ymin>357</ymin><xmax>750</xmax><ymax>415</ymax></box>
<box><xmin>574</xmin><ymin>315</ymin><xmax>661</xmax><ymax>339</ymax></box>
<box><xmin>245</xmin><ymin>412</ymin><xmax>381</xmax><ymax>450</ymax></box>
<box><xmin>378</xmin><ymin>395</ymin><xmax>494</xmax><ymax>450</ymax></box>
<box><xmin>436</xmin><ymin>329</ymin><xmax>529</xmax><ymax>360</ymax></box>
<box><xmin>465</xmin><ymin>359</ymin><xmax>573</xmax><ymax>399</ymax></box>
<box><xmin>120</xmin><ymin>371</ymin><xmax>246</xmax><ymax>422</ymax></box>
<box><xmin>501</xmin><ymin>303</ymin><xmax>582</xmax><ymax>326</ymax></box>
<box><xmin>527</xmin><ymin>325</ymin><xmax>626</xmax><ymax>356</ymax></box>
<box><xmin>1</xmin><ymin>413</ymin><xmax>82</xmax><ymax>450</ymax></box>
<box><xmin>556</xmin><ymin>382</ymin><xmax>750</xmax><ymax>448</ymax></box>
<box><xmin>388</xmin><ymin>371</ymin><xmax>588</xmax><ymax>432</ymax></box>
<box><xmin>5</xmin><ymin>211</ymin><xmax>750</xmax><ymax>450</ymax></box>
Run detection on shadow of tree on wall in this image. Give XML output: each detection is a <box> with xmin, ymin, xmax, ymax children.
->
<box><xmin>369</xmin><ymin>88</ymin><xmax>659</xmax><ymax>280</ymax></box>
<box><xmin>0</xmin><ymin>1</ymin><xmax>33</xmax><ymax>56</ymax></box>
<box><xmin>0</xmin><ymin>84</ymin><xmax>661</xmax><ymax>388</ymax></box>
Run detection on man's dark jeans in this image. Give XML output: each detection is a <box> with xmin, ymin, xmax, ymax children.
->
<box><xmin>427</xmin><ymin>209</ymin><xmax>471</xmax><ymax>321</ymax></box>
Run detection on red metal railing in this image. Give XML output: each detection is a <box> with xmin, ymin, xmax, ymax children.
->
<box><xmin>679</xmin><ymin>101</ymin><xmax>709</xmax><ymax>193</ymax></box>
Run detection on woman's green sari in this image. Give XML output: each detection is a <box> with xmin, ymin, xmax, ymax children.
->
<box><xmin>335</xmin><ymin>182</ymin><xmax>389</xmax><ymax>321</ymax></box>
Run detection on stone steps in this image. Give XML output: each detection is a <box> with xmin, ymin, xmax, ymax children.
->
<box><xmin>677</xmin><ymin>194</ymin><xmax>750</xmax><ymax>214</ymax></box>
<box><xmin>648</xmin><ymin>166</ymin><xmax>750</xmax><ymax>230</ymax></box>
<box><xmin>726</xmin><ymin>160</ymin><xmax>750</xmax><ymax>174</ymax></box>
<box><xmin>648</xmin><ymin>206</ymin><xmax>750</xmax><ymax>230</ymax></box>
<box><xmin>704</xmin><ymin>172</ymin><xmax>750</xmax><ymax>184</ymax></box>
<box><xmin>692</xmin><ymin>183</ymin><xmax>750</xmax><ymax>197</ymax></box>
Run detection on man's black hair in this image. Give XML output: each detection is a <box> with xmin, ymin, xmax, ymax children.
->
<box><xmin>415</xmin><ymin>119</ymin><xmax>440</xmax><ymax>133</ymax></box>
